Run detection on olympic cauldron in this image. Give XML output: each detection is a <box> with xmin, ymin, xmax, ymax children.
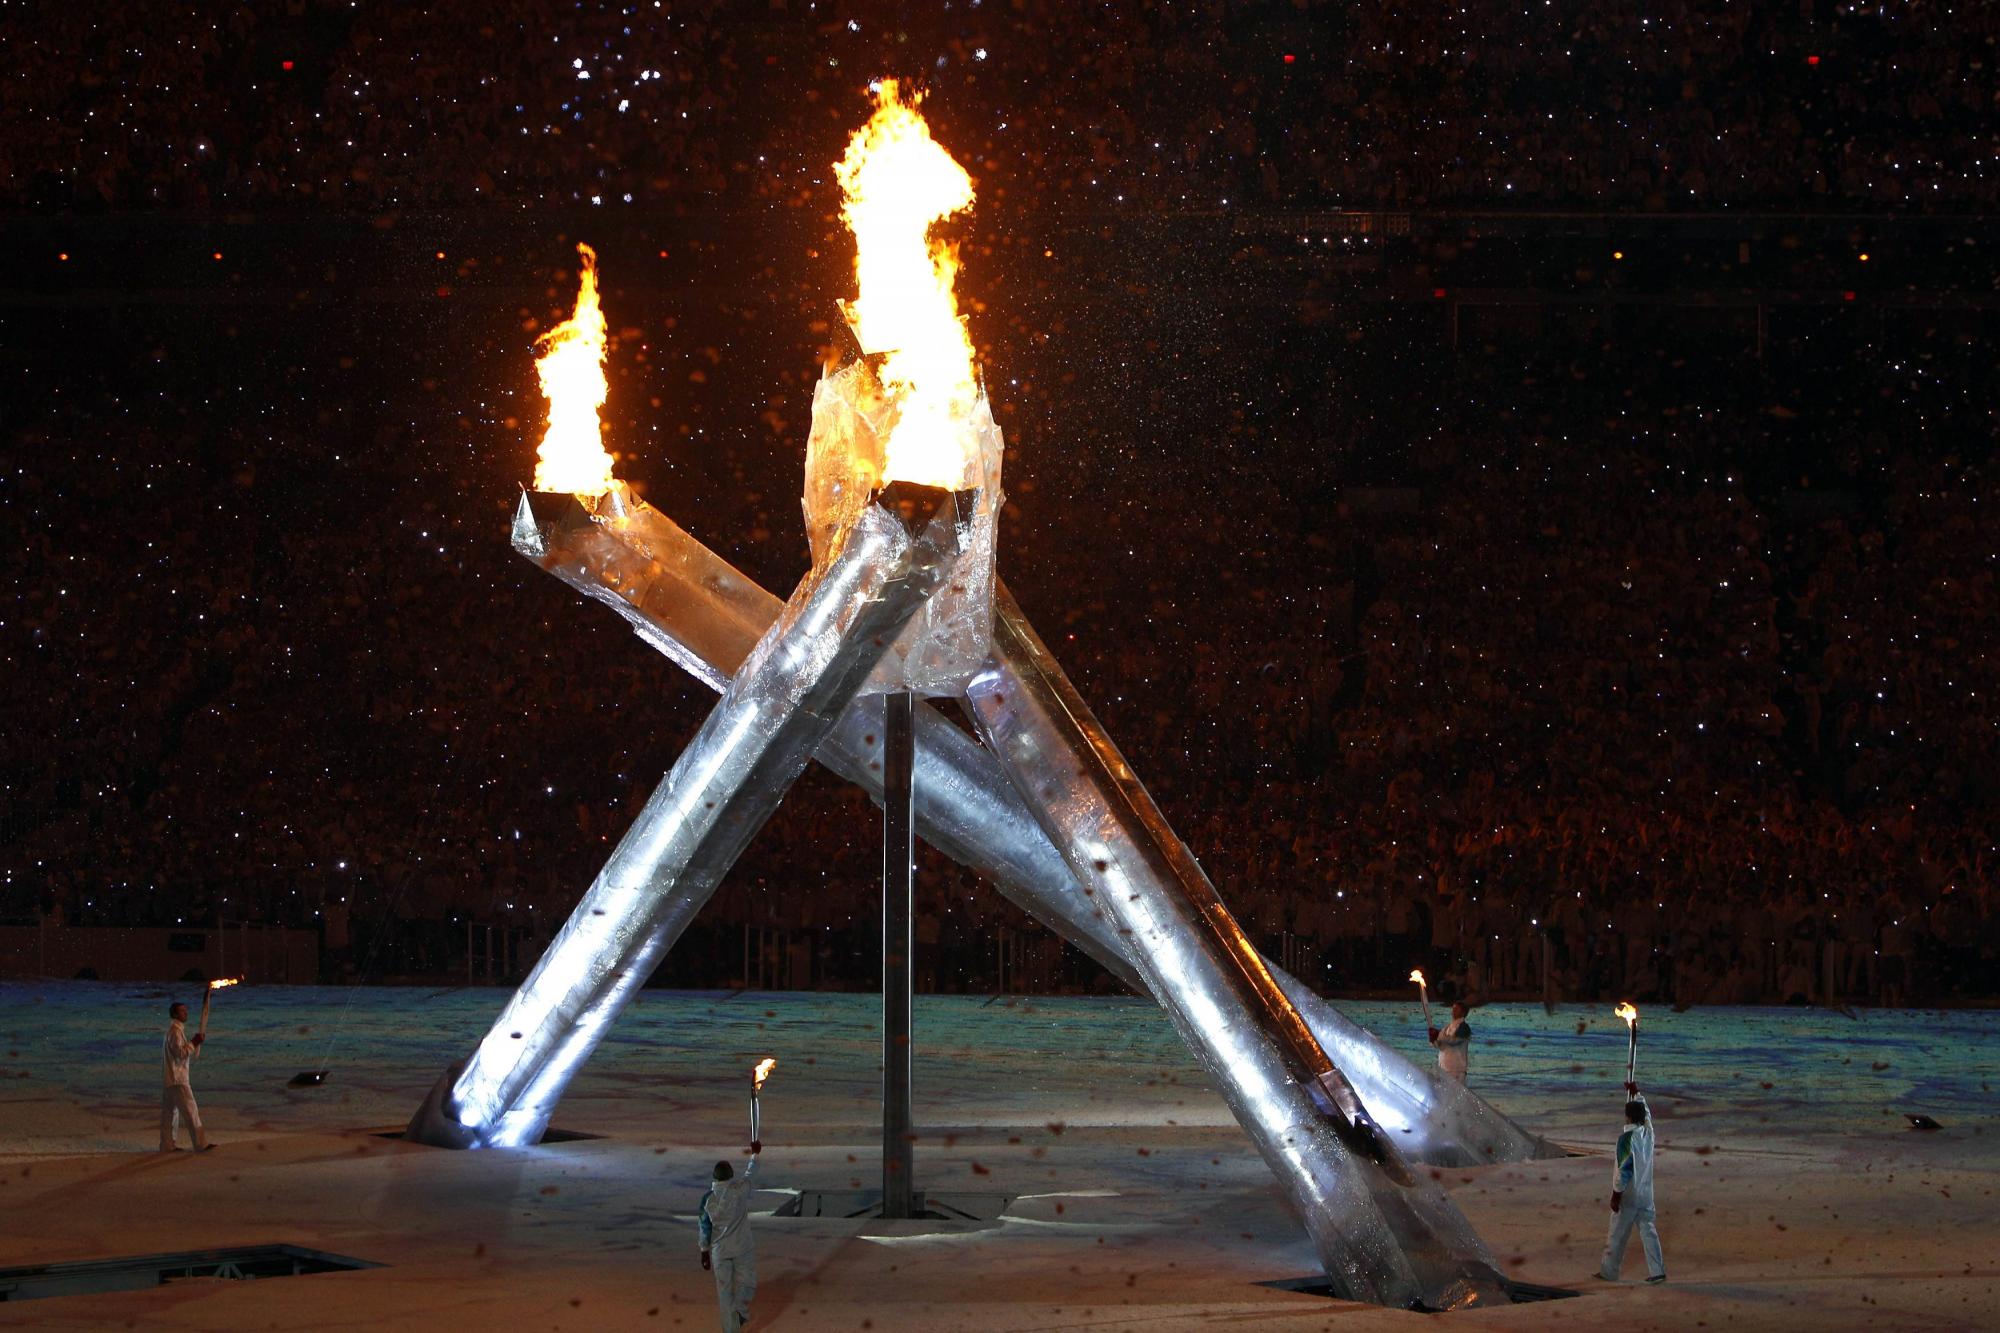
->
<box><xmin>406</xmin><ymin>85</ymin><xmax>1555</xmax><ymax>1312</ymax></box>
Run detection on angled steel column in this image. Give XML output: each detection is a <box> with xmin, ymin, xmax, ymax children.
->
<box><xmin>407</xmin><ymin>484</ymin><xmax>968</xmax><ymax>1148</ymax></box>
<box><xmin>964</xmin><ymin>589</ymin><xmax>1508</xmax><ymax>1310</ymax></box>
<box><xmin>881</xmin><ymin>691</ymin><xmax>917</xmax><ymax>1216</ymax></box>
<box><xmin>504</xmin><ymin>485</ymin><xmax>1555</xmax><ymax>1167</ymax></box>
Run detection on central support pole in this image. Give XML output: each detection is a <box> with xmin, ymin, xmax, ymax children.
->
<box><xmin>881</xmin><ymin>689</ymin><xmax>917</xmax><ymax>1219</ymax></box>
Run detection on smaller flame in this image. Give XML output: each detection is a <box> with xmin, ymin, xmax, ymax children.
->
<box><xmin>1408</xmin><ymin>969</ymin><xmax>1427</xmax><ymax>988</ymax></box>
<box><xmin>753</xmin><ymin>1057</ymin><xmax>777</xmax><ymax>1091</ymax></box>
<box><xmin>1614</xmin><ymin>1001</ymin><xmax>1639</xmax><ymax>1028</ymax></box>
<box><xmin>532</xmin><ymin>242</ymin><xmax>616</xmax><ymax>496</ymax></box>
<box><xmin>208</xmin><ymin>978</ymin><xmax>241</xmax><ymax>990</ymax></box>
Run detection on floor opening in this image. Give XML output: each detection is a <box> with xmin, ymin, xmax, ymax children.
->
<box><xmin>369</xmin><ymin>1127</ymin><xmax>604</xmax><ymax>1145</ymax></box>
<box><xmin>774</xmin><ymin>1189</ymin><xmax>1011</xmax><ymax>1221</ymax></box>
<box><xmin>0</xmin><ymin>1245</ymin><xmax>380</xmax><ymax>1303</ymax></box>
<box><xmin>1261</xmin><ymin>1274</ymin><xmax>1580</xmax><ymax>1309</ymax></box>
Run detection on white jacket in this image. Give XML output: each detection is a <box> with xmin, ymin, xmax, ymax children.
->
<box><xmin>1434</xmin><ymin>1017</ymin><xmax>1471</xmax><ymax>1077</ymax></box>
<box><xmin>163</xmin><ymin>1020</ymin><xmax>198</xmax><ymax>1088</ymax></box>
<box><xmin>698</xmin><ymin>1156</ymin><xmax>758</xmax><ymax>1261</ymax></box>
<box><xmin>1611</xmin><ymin>1093</ymin><xmax>1656</xmax><ymax>1202</ymax></box>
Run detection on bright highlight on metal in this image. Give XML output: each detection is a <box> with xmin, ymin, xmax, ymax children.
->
<box><xmin>406</xmin><ymin>484</ymin><xmax>969</xmax><ymax>1148</ymax></box>
<box><xmin>963</xmin><ymin>588</ymin><xmax>1509</xmax><ymax>1310</ymax></box>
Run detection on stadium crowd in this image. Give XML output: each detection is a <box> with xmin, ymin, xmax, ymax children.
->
<box><xmin>6</xmin><ymin>293</ymin><xmax>1994</xmax><ymax>1004</ymax></box>
<box><xmin>7</xmin><ymin>2</ymin><xmax>2000</xmax><ymax>214</ymax></box>
<box><xmin>5</xmin><ymin>3</ymin><xmax>1996</xmax><ymax>1004</ymax></box>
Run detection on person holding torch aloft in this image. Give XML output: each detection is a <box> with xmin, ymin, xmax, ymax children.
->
<box><xmin>1431</xmin><ymin>1000</ymin><xmax>1473</xmax><ymax>1083</ymax></box>
<box><xmin>1598</xmin><ymin>1003</ymin><xmax>1665</xmax><ymax>1283</ymax></box>
<box><xmin>699</xmin><ymin>1060</ymin><xmax>770</xmax><ymax>1332</ymax></box>
<box><xmin>158</xmin><ymin>985</ymin><xmax>225</xmax><ymax>1152</ymax></box>
<box><xmin>1411</xmin><ymin>969</ymin><xmax>1472</xmax><ymax>1081</ymax></box>
<box><xmin>697</xmin><ymin>1145</ymin><xmax>759</xmax><ymax>1332</ymax></box>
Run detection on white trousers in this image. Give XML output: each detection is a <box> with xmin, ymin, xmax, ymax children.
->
<box><xmin>713</xmin><ymin>1251</ymin><xmax>756</xmax><ymax>1332</ymax></box>
<box><xmin>1599</xmin><ymin>1195</ymin><xmax>1664</xmax><ymax>1279</ymax></box>
<box><xmin>160</xmin><ymin>1083</ymin><xmax>206</xmax><ymax>1150</ymax></box>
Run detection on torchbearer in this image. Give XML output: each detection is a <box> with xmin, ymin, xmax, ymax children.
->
<box><xmin>159</xmin><ymin>993</ymin><xmax>218</xmax><ymax>1153</ymax></box>
<box><xmin>1431</xmin><ymin>1001</ymin><xmax>1473</xmax><ymax>1083</ymax></box>
<box><xmin>1596</xmin><ymin>1000</ymin><xmax>1663</xmax><ymax>1281</ymax></box>
<box><xmin>1597</xmin><ymin>1085</ymin><xmax>1666</xmax><ymax>1284</ymax></box>
<box><xmin>699</xmin><ymin>1140</ymin><xmax>761</xmax><ymax>1332</ymax></box>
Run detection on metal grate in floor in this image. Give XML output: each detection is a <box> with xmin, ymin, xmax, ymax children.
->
<box><xmin>0</xmin><ymin>1244</ymin><xmax>381</xmax><ymax>1303</ymax></box>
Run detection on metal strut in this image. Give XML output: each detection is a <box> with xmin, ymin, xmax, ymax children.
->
<box><xmin>881</xmin><ymin>690</ymin><xmax>917</xmax><ymax>1218</ymax></box>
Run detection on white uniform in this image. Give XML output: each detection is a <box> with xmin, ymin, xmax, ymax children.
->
<box><xmin>1433</xmin><ymin>1017</ymin><xmax>1471</xmax><ymax>1081</ymax></box>
<box><xmin>699</xmin><ymin>1156</ymin><xmax>758</xmax><ymax>1332</ymax></box>
<box><xmin>1599</xmin><ymin>1093</ymin><xmax>1665</xmax><ymax>1280</ymax></box>
<box><xmin>159</xmin><ymin>1018</ymin><xmax>208</xmax><ymax>1151</ymax></box>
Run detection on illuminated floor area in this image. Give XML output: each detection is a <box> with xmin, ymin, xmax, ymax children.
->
<box><xmin>0</xmin><ymin>983</ymin><xmax>1994</xmax><ymax>1329</ymax></box>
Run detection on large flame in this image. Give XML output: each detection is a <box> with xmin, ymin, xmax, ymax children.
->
<box><xmin>207</xmin><ymin>978</ymin><xmax>241</xmax><ymax>990</ymax></box>
<box><xmin>753</xmin><ymin>1057</ymin><xmax>777</xmax><ymax>1092</ymax></box>
<box><xmin>1615</xmin><ymin>1001</ymin><xmax>1639</xmax><ymax>1028</ymax></box>
<box><xmin>835</xmin><ymin>80</ymin><xmax>979</xmax><ymax>489</ymax></box>
<box><xmin>532</xmin><ymin>243</ymin><xmax>615</xmax><ymax>496</ymax></box>
<box><xmin>1408</xmin><ymin>969</ymin><xmax>1427</xmax><ymax>988</ymax></box>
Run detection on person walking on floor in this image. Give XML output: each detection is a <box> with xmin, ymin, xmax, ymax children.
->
<box><xmin>159</xmin><ymin>1000</ymin><xmax>211</xmax><ymax>1152</ymax></box>
<box><xmin>1429</xmin><ymin>1000</ymin><xmax>1473</xmax><ymax>1081</ymax></box>
<box><xmin>699</xmin><ymin>1138</ymin><xmax>760</xmax><ymax>1331</ymax></box>
<box><xmin>1598</xmin><ymin>1082</ymin><xmax>1666</xmax><ymax>1283</ymax></box>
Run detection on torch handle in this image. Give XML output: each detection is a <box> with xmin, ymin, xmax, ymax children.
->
<box><xmin>1419</xmin><ymin>992</ymin><xmax>1434</xmax><ymax>1032</ymax></box>
<box><xmin>750</xmin><ymin>1093</ymin><xmax>761</xmax><ymax>1144</ymax></box>
<box><xmin>198</xmin><ymin>989</ymin><xmax>213</xmax><ymax>1038</ymax></box>
<box><xmin>1628</xmin><ymin>1027</ymin><xmax>1638</xmax><ymax>1082</ymax></box>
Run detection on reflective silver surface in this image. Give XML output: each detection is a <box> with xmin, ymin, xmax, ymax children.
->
<box><xmin>964</xmin><ymin>589</ymin><xmax>1508</xmax><ymax>1310</ymax></box>
<box><xmin>504</xmin><ymin>485</ymin><xmax>1554</xmax><ymax>1169</ymax></box>
<box><xmin>803</xmin><ymin>365</ymin><xmax>1004</xmax><ymax>696</ymax></box>
<box><xmin>508</xmin><ymin>483</ymin><xmax>1137</xmax><ymax>982</ymax></box>
<box><xmin>406</xmin><ymin>487</ymin><xmax>966</xmax><ymax>1149</ymax></box>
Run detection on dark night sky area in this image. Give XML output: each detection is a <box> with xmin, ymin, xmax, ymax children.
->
<box><xmin>2</xmin><ymin>3</ymin><xmax>1995</xmax><ymax>1003</ymax></box>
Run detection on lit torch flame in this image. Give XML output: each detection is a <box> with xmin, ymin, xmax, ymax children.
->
<box><xmin>753</xmin><ymin>1057</ymin><xmax>777</xmax><ymax>1092</ymax></box>
<box><xmin>835</xmin><ymin>79</ymin><xmax>979</xmax><ymax>489</ymax></box>
<box><xmin>532</xmin><ymin>242</ymin><xmax>615</xmax><ymax>496</ymax></box>
<box><xmin>208</xmin><ymin>978</ymin><xmax>241</xmax><ymax>990</ymax></box>
<box><xmin>1615</xmin><ymin>1001</ymin><xmax>1639</xmax><ymax>1029</ymax></box>
<box><xmin>1408</xmin><ymin>969</ymin><xmax>1427</xmax><ymax>988</ymax></box>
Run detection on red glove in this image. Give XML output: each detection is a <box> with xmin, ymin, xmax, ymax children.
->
<box><xmin>190</xmin><ymin>1033</ymin><xmax>205</xmax><ymax>1046</ymax></box>
<box><xmin>700</xmin><ymin>1250</ymin><xmax>710</xmax><ymax>1271</ymax></box>
<box><xmin>1610</xmin><ymin>1191</ymin><xmax>1623</xmax><ymax>1214</ymax></box>
<box><xmin>750</xmin><ymin>1140</ymin><xmax>761</xmax><ymax>1155</ymax></box>
<box><xmin>1428</xmin><ymin>1027</ymin><xmax>1441</xmax><ymax>1044</ymax></box>
<box><xmin>1624</xmin><ymin>1082</ymin><xmax>1638</xmax><ymax>1096</ymax></box>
